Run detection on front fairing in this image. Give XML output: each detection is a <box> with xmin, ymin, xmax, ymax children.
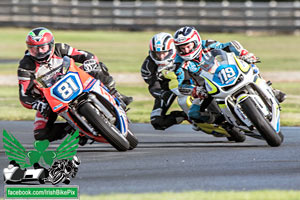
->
<box><xmin>39</xmin><ymin>57</ymin><xmax>129</xmax><ymax>139</ymax></box>
<box><xmin>40</xmin><ymin>59</ymin><xmax>95</xmax><ymax>113</ymax></box>
<box><xmin>201</xmin><ymin>51</ymin><xmax>251</xmax><ymax>98</ymax></box>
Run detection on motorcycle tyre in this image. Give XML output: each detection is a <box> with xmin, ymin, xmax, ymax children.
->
<box><xmin>126</xmin><ymin>129</ymin><xmax>138</xmax><ymax>150</ymax></box>
<box><xmin>79</xmin><ymin>102</ymin><xmax>130</xmax><ymax>151</ymax></box>
<box><xmin>240</xmin><ymin>98</ymin><xmax>283</xmax><ymax>147</ymax></box>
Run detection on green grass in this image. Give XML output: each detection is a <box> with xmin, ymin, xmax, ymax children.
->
<box><xmin>1</xmin><ymin>63</ymin><xmax>18</xmax><ymax>75</ymax></box>
<box><xmin>80</xmin><ymin>190</ymin><xmax>300</xmax><ymax>200</ymax></box>
<box><xmin>1</xmin><ymin>28</ymin><xmax>300</xmax><ymax>73</ymax></box>
<box><xmin>0</xmin><ymin>86</ymin><xmax>36</xmax><ymax>120</ymax></box>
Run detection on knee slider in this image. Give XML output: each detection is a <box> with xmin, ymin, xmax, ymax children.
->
<box><xmin>151</xmin><ymin>116</ymin><xmax>166</xmax><ymax>130</ymax></box>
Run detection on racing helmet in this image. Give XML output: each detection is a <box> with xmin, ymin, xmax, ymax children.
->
<box><xmin>174</xmin><ymin>26</ymin><xmax>202</xmax><ymax>61</ymax></box>
<box><xmin>149</xmin><ymin>32</ymin><xmax>176</xmax><ymax>66</ymax></box>
<box><xmin>26</xmin><ymin>27</ymin><xmax>55</xmax><ymax>63</ymax></box>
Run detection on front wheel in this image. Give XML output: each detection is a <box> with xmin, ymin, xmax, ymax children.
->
<box><xmin>240</xmin><ymin>98</ymin><xmax>283</xmax><ymax>147</ymax></box>
<box><xmin>79</xmin><ymin>102</ymin><xmax>130</xmax><ymax>151</ymax></box>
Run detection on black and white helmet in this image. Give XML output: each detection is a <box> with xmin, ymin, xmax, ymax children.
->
<box><xmin>149</xmin><ymin>32</ymin><xmax>176</xmax><ymax>66</ymax></box>
<box><xmin>174</xmin><ymin>26</ymin><xmax>202</xmax><ymax>61</ymax></box>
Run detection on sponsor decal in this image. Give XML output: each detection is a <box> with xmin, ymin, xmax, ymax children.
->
<box><xmin>53</xmin><ymin>103</ymin><xmax>63</xmax><ymax>110</ymax></box>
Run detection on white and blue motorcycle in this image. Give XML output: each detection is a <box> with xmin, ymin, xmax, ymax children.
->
<box><xmin>197</xmin><ymin>49</ymin><xmax>283</xmax><ymax>147</ymax></box>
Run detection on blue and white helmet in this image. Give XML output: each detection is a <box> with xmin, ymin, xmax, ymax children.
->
<box><xmin>149</xmin><ymin>32</ymin><xmax>176</xmax><ymax>66</ymax></box>
<box><xmin>174</xmin><ymin>26</ymin><xmax>202</xmax><ymax>61</ymax></box>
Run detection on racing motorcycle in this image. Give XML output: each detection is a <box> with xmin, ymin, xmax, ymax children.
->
<box><xmin>35</xmin><ymin>56</ymin><xmax>138</xmax><ymax>151</ymax></box>
<box><xmin>159</xmin><ymin>66</ymin><xmax>235</xmax><ymax>141</ymax></box>
<box><xmin>196</xmin><ymin>49</ymin><xmax>283</xmax><ymax>147</ymax></box>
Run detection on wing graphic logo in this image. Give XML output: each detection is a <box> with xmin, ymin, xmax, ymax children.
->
<box><xmin>2</xmin><ymin>129</ymin><xmax>80</xmax><ymax>185</ymax></box>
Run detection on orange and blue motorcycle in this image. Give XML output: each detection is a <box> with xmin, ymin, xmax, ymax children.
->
<box><xmin>35</xmin><ymin>57</ymin><xmax>138</xmax><ymax>151</ymax></box>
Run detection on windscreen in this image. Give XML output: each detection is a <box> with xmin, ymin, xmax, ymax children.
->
<box><xmin>36</xmin><ymin>57</ymin><xmax>71</xmax><ymax>88</ymax></box>
<box><xmin>201</xmin><ymin>49</ymin><xmax>230</xmax><ymax>72</ymax></box>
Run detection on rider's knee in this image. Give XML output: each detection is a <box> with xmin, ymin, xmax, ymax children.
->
<box><xmin>188</xmin><ymin>104</ymin><xmax>201</xmax><ymax>121</ymax></box>
<box><xmin>188</xmin><ymin>104</ymin><xmax>215</xmax><ymax>123</ymax></box>
<box><xmin>34</xmin><ymin>123</ymin><xmax>68</xmax><ymax>142</ymax></box>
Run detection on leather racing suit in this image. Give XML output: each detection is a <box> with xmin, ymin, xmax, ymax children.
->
<box><xmin>175</xmin><ymin>40</ymin><xmax>253</xmax><ymax>123</ymax></box>
<box><xmin>141</xmin><ymin>56</ymin><xmax>187</xmax><ymax>130</ymax></box>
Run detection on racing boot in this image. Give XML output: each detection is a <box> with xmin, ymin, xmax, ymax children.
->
<box><xmin>267</xmin><ymin>81</ymin><xmax>286</xmax><ymax>103</ymax></box>
<box><xmin>119</xmin><ymin>93</ymin><xmax>133</xmax><ymax>106</ymax></box>
<box><xmin>109</xmin><ymin>88</ymin><xmax>133</xmax><ymax>108</ymax></box>
<box><xmin>273</xmin><ymin>89</ymin><xmax>286</xmax><ymax>103</ymax></box>
<box><xmin>170</xmin><ymin>111</ymin><xmax>188</xmax><ymax>124</ymax></box>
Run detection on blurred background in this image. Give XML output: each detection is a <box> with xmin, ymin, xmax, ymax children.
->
<box><xmin>1</xmin><ymin>0</ymin><xmax>300</xmax><ymax>32</ymax></box>
<box><xmin>0</xmin><ymin>0</ymin><xmax>299</xmax><ymax>125</ymax></box>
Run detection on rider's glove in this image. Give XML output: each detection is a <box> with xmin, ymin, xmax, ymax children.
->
<box><xmin>240</xmin><ymin>50</ymin><xmax>257</xmax><ymax>64</ymax></box>
<box><xmin>192</xmin><ymin>86</ymin><xmax>208</xmax><ymax>99</ymax></box>
<box><xmin>82</xmin><ymin>59</ymin><xmax>99</xmax><ymax>72</ymax></box>
<box><xmin>157</xmin><ymin>71</ymin><xmax>164</xmax><ymax>81</ymax></box>
<box><xmin>32</xmin><ymin>100</ymin><xmax>50</xmax><ymax>117</ymax></box>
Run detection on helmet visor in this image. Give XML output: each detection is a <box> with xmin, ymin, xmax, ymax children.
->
<box><xmin>176</xmin><ymin>42</ymin><xmax>196</xmax><ymax>55</ymax></box>
<box><xmin>27</xmin><ymin>43</ymin><xmax>51</xmax><ymax>59</ymax></box>
<box><xmin>150</xmin><ymin>49</ymin><xmax>174</xmax><ymax>61</ymax></box>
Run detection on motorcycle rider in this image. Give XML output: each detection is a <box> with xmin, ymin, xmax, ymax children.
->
<box><xmin>18</xmin><ymin>27</ymin><xmax>133</xmax><ymax>145</ymax></box>
<box><xmin>141</xmin><ymin>32</ymin><xmax>187</xmax><ymax>130</ymax></box>
<box><xmin>173</xmin><ymin>26</ymin><xmax>286</xmax><ymax>125</ymax></box>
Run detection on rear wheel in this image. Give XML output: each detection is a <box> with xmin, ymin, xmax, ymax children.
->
<box><xmin>126</xmin><ymin>129</ymin><xmax>138</xmax><ymax>150</ymax></box>
<box><xmin>240</xmin><ymin>98</ymin><xmax>283</xmax><ymax>147</ymax></box>
<box><xmin>79</xmin><ymin>102</ymin><xmax>130</xmax><ymax>151</ymax></box>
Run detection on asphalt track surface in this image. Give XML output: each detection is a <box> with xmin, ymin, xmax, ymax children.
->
<box><xmin>0</xmin><ymin>121</ymin><xmax>300</xmax><ymax>196</ymax></box>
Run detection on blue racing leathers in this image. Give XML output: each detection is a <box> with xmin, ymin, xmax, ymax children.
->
<box><xmin>175</xmin><ymin>39</ymin><xmax>247</xmax><ymax>123</ymax></box>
